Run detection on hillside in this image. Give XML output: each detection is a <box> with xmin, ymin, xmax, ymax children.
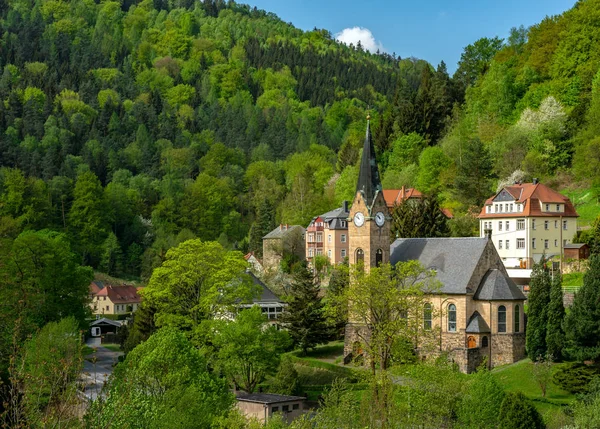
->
<box><xmin>0</xmin><ymin>0</ymin><xmax>599</xmax><ymax>283</ymax></box>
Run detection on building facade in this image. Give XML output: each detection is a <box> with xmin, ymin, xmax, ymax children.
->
<box><xmin>89</xmin><ymin>282</ymin><xmax>142</xmax><ymax>315</ymax></box>
<box><xmin>478</xmin><ymin>181</ymin><xmax>579</xmax><ymax>269</ymax></box>
<box><xmin>305</xmin><ymin>202</ymin><xmax>350</xmax><ymax>265</ymax></box>
<box><xmin>262</xmin><ymin>224</ymin><xmax>305</xmax><ymax>271</ymax></box>
<box><xmin>343</xmin><ymin>118</ymin><xmax>526</xmax><ymax>373</ymax></box>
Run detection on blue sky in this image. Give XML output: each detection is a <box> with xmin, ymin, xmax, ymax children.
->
<box><xmin>245</xmin><ymin>0</ymin><xmax>576</xmax><ymax>73</ymax></box>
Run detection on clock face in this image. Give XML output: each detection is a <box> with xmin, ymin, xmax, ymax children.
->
<box><xmin>353</xmin><ymin>212</ymin><xmax>365</xmax><ymax>227</ymax></box>
<box><xmin>375</xmin><ymin>211</ymin><xmax>385</xmax><ymax>227</ymax></box>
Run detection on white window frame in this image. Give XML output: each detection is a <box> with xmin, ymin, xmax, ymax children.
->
<box><xmin>341</xmin><ymin>234</ymin><xmax>347</xmax><ymax>243</ymax></box>
<box><xmin>517</xmin><ymin>219</ymin><xmax>525</xmax><ymax>230</ymax></box>
<box><xmin>517</xmin><ymin>238</ymin><xmax>525</xmax><ymax>249</ymax></box>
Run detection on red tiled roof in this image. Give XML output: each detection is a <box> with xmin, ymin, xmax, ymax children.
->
<box><xmin>478</xmin><ymin>183</ymin><xmax>578</xmax><ymax>219</ymax></box>
<box><xmin>94</xmin><ymin>285</ymin><xmax>141</xmax><ymax>304</ymax></box>
<box><xmin>89</xmin><ymin>281</ymin><xmax>103</xmax><ymax>295</ymax></box>
<box><xmin>441</xmin><ymin>208</ymin><xmax>454</xmax><ymax>219</ymax></box>
<box><xmin>382</xmin><ymin>186</ymin><xmax>423</xmax><ymax>209</ymax></box>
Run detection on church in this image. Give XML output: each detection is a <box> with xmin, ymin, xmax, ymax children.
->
<box><xmin>343</xmin><ymin>118</ymin><xmax>527</xmax><ymax>373</ymax></box>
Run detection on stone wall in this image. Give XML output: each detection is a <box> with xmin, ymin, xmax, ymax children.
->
<box><xmin>491</xmin><ymin>333</ymin><xmax>525</xmax><ymax>366</ymax></box>
<box><xmin>343</xmin><ymin>323</ymin><xmax>371</xmax><ymax>364</ymax></box>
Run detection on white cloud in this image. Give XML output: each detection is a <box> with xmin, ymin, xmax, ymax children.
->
<box><xmin>335</xmin><ymin>27</ymin><xmax>385</xmax><ymax>53</ymax></box>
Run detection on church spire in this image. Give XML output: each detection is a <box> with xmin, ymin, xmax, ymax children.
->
<box><xmin>356</xmin><ymin>114</ymin><xmax>382</xmax><ymax>210</ymax></box>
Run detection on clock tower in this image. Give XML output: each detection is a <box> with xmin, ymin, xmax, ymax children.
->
<box><xmin>344</xmin><ymin>115</ymin><xmax>391</xmax><ymax>363</ymax></box>
<box><xmin>347</xmin><ymin>116</ymin><xmax>390</xmax><ymax>272</ymax></box>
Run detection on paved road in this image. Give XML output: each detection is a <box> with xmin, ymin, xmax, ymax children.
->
<box><xmin>80</xmin><ymin>339</ymin><xmax>123</xmax><ymax>401</ymax></box>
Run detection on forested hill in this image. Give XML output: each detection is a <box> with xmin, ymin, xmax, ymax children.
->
<box><xmin>0</xmin><ymin>0</ymin><xmax>459</xmax><ymax>280</ymax></box>
<box><xmin>1</xmin><ymin>0</ymin><xmax>600</xmax><ymax>282</ymax></box>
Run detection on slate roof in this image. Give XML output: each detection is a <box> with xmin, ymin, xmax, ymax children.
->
<box><xmin>473</xmin><ymin>269</ymin><xmax>526</xmax><ymax>301</ymax></box>
<box><xmin>356</xmin><ymin>118</ymin><xmax>382</xmax><ymax>209</ymax></box>
<box><xmin>309</xmin><ymin>203</ymin><xmax>350</xmax><ymax>230</ymax></box>
<box><xmin>465</xmin><ymin>311</ymin><xmax>491</xmax><ymax>333</ymax></box>
<box><xmin>478</xmin><ymin>182</ymin><xmax>578</xmax><ymax>219</ymax></box>
<box><xmin>236</xmin><ymin>393</ymin><xmax>306</xmax><ymax>404</ymax></box>
<box><xmin>241</xmin><ymin>271</ymin><xmax>283</xmax><ymax>305</ymax></box>
<box><xmin>263</xmin><ymin>225</ymin><xmax>305</xmax><ymax>240</ymax></box>
<box><xmin>390</xmin><ymin>238</ymin><xmax>490</xmax><ymax>295</ymax></box>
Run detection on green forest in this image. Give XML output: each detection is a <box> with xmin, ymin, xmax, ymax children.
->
<box><xmin>1</xmin><ymin>0</ymin><xmax>600</xmax><ymax>280</ymax></box>
<box><xmin>2</xmin><ymin>0</ymin><xmax>600</xmax><ymax>427</ymax></box>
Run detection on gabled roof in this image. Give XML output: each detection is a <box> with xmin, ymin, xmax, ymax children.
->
<box><xmin>465</xmin><ymin>311</ymin><xmax>491</xmax><ymax>333</ymax></box>
<box><xmin>89</xmin><ymin>281</ymin><xmax>104</xmax><ymax>295</ymax></box>
<box><xmin>309</xmin><ymin>203</ymin><xmax>350</xmax><ymax>229</ymax></box>
<box><xmin>479</xmin><ymin>182</ymin><xmax>578</xmax><ymax>218</ymax></box>
<box><xmin>473</xmin><ymin>269</ymin><xmax>526</xmax><ymax>301</ymax></box>
<box><xmin>382</xmin><ymin>187</ymin><xmax>423</xmax><ymax>209</ymax></box>
<box><xmin>247</xmin><ymin>272</ymin><xmax>283</xmax><ymax>304</ymax></box>
<box><xmin>390</xmin><ymin>238</ymin><xmax>491</xmax><ymax>295</ymax></box>
<box><xmin>356</xmin><ymin>118</ymin><xmax>382</xmax><ymax>209</ymax></box>
<box><xmin>91</xmin><ymin>318</ymin><xmax>123</xmax><ymax>327</ymax></box>
<box><xmin>236</xmin><ymin>393</ymin><xmax>305</xmax><ymax>404</ymax></box>
<box><xmin>95</xmin><ymin>285</ymin><xmax>141</xmax><ymax>304</ymax></box>
<box><xmin>263</xmin><ymin>225</ymin><xmax>305</xmax><ymax>239</ymax></box>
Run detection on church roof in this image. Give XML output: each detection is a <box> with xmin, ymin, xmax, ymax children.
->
<box><xmin>465</xmin><ymin>311</ymin><xmax>491</xmax><ymax>333</ymax></box>
<box><xmin>356</xmin><ymin>118</ymin><xmax>382</xmax><ymax>209</ymax></box>
<box><xmin>473</xmin><ymin>269</ymin><xmax>526</xmax><ymax>301</ymax></box>
<box><xmin>390</xmin><ymin>237</ymin><xmax>490</xmax><ymax>295</ymax></box>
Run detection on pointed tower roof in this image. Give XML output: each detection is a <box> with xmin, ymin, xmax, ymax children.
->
<box><xmin>356</xmin><ymin>116</ymin><xmax>382</xmax><ymax>209</ymax></box>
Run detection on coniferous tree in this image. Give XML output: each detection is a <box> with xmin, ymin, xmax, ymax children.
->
<box><xmin>283</xmin><ymin>264</ymin><xmax>330</xmax><ymax>355</ymax></box>
<box><xmin>565</xmin><ymin>254</ymin><xmax>600</xmax><ymax>361</ymax></box>
<box><xmin>546</xmin><ymin>272</ymin><xmax>566</xmax><ymax>360</ymax></box>
<box><xmin>526</xmin><ymin>258</ymin><xmax>552</xmax><ymax>360</ymax></box>
<box><xmin>390</xmin><ymin>195</ymin><xmax>450</xmax><ymax>239</ymax></box>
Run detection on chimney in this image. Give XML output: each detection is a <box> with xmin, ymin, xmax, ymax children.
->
<box><xmin>343</xmin><ymin>200</ymin><xmax>349</xmax><ymax>212</ymax></box>
<box><xmin>279</xmin><ymin>224</ymin><xmax>283</xmax><ymax>230</ymax></box>
<box><xmin>484</xmin><ymin>229</ymin><xmax>492</xmax><ymax>239</ymax></box>
<box><xmin>285</xmin><ymin>224</ymin><xmax>289</xmax><ymax>230</ymax></box>
<box><xmin>533</xmin><ymin>178</ymin><xmax>539</xmax><ymax>185</ymax></box>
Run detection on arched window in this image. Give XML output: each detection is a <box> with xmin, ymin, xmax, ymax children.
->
<box><xmin>481</xmin><ymin>336</ymin><xmax>488</xmax><ymax>347</ymax></box>
<box><xmin>498</xmin><ymin>305</ymin><xmax>506</xmax><ymax>333</ymax></box>
<box><xmin>376</xmin><ymin>249</ymin><xmax>383</xmax><ymax>267</ymax></box>
<box><xmin>356</xmin><ymin>248</ymin><xmax>364</xmax><ymax>265</ymax></box>
<box><xmin>514</xmin><ymin>304</ymin><xmax>520</xmax><ymax>332</ymax></box>
<box><xmin>448</xmin><ymin>304</ymin><xmax>457</xmax><ymax>332</ymax></box>
<box><xmin>423</xmin><ymin>303</ymin><xmax>432</xmax><ymax>331</ymax></box>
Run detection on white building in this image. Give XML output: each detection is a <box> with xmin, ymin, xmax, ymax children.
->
<box><xmin>478</xmin><ymin>181</ymin><xmax>579</xmax><ymax>276</ymax></box>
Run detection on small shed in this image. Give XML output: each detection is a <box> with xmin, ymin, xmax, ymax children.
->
<box><xmin>90</xmin><ymin>318</ymin><xmax>123</xmax><ymax>337</ymax></box>
<box><xmin>236</xmin><ymin>393</ymin><xmax>305</xmax><ymax>424</ymax></box>
<box><xmin>564</xmin><ymin>243</ymin><xmax>590</xmax><ymax>260</ymax></box>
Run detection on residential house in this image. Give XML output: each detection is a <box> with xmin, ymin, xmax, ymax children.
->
<box><xmin>89</xmin><ymin>282</ymin><xmax>142</xmax><ymax>316</ymax></box>
<box><xmin>262</xmin><ymin>225</ymin><xmax>305</xmax><ymax>271</ymax></box>
<box><xmin>477</xmin><ymin>180</ymin><xmax>579</xmax><ymax>275</ymax></box>
<box><xmin>305</xmin><ymin>202</ymin><xmax>350</xmax><ymax>265</ymax></box>
<box><xmin>343</xmin><ymin>118</ymin><xmax>526</xmax><ymax>373</ymax></box>
<box><xmin>244</xmin><ymin>252</ymin><xmax>264</xmax><ymax>273</ymax></box>
<box><xmin>239</xmin><ymin>272</ymin><xmax>285</xmax><ymax>323</ymax></box>
<box><xmin>236</xmin><ymin>393</ymin><xmax>305</xmax><ymax>424</ymax></box>
<box><xmin>382</xmin><ymin>186</ymin><xmax>423</xmax><ymax>210</ymax></box>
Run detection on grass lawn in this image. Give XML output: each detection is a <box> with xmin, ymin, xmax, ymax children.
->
<box><xmin>101</xmin><ymin>343</ymin><xmax>122</xmax><ymax>352</ymax></box>
<box><xmin>492</xmin><ymin>359</ymin><xmax>575</xmax><ymax>426</ymax></box>
<box><xmin>563</xmin><ymin>188</ymin><xmax>600</xmax><ymax>226</ymax></box>
<box><xmin>289</xmin><ymin>341</ymin><xmax>344</xmax><ymax>361</ymax></box>
<box><xmin>82</xmin><ymin>345</ymin><xmax>96</xmax><ymax>356</ymax></box>
<box><xmin>563</xmin><ymin>272</ymin><xmax>584</xmax><ymax>289</ymax></box>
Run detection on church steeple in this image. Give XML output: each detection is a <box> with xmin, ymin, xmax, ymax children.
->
<box><xmin>356</xmin><ymin>115</ymin><xmax>382</xmax><ymax>211</ymax></box>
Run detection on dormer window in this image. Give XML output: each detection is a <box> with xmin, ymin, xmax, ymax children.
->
<box><xmin>556</xmin><ymin>204</ymin><xmax>560</xmax><ymax>211</ymax></box>
<box><xmin>545</xmin><ymin>203</ymin><xmax>550</xmax><ymax>211</ymax></box>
